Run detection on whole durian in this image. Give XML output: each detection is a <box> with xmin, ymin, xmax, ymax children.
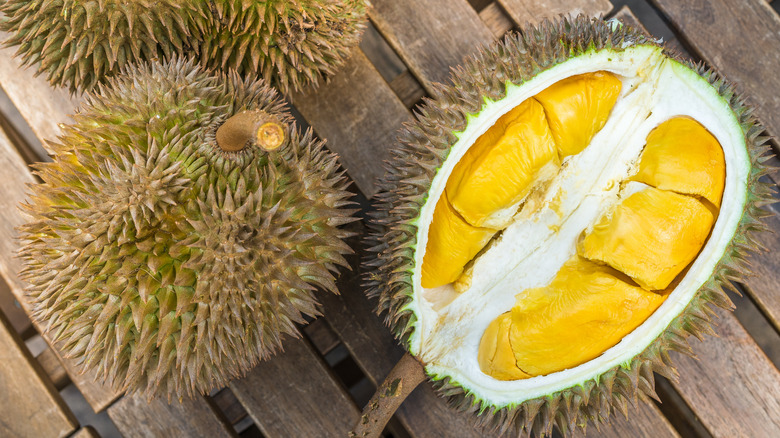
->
<box><xmin>18</xmin><ymin>58</ymin><xmax>357</xmax><ymax>399</ymax></box>
<box><xmin>0</xmin><ymin>0</ymin><xmax>367</xmax><ymax>94</ymax></box>
<box><xmin>360</xmin><ymin>16</ymin><xmax>774</xmax><ymax>437</ymax></box>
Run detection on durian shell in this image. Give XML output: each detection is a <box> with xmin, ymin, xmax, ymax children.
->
<box><xmin>364</xmin><ymin>16</ymin><xmax>775</xmax><ymax>437</ymax></box>
<box><xmin>18</xmin><ymin>58</ymin><xmax>358</xmax><ymax>400</ymax></box>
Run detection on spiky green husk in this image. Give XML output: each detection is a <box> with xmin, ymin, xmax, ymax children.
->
<box><xmin>19</xmin><ymin>58</ymin><xmax>357</xmax><ymax>399</ymax></box>
<box><xmin>0</xmin><ymin>0</ymin><xmax>367</xmax><ymax>94</ymax></box>
<box><xmin>202</xmin><ymin>0</ymin><xmax>368</xmax><ymax>95</ymax></box>
<box><xmin>0</xmin><ymin>0</ymin><xmax>206</xmax><ymax>93</ymax></box>
<box><xmin>365</xmin><ymin>16</ymin><xmax>775</xmax><ymax>436</ymax></box>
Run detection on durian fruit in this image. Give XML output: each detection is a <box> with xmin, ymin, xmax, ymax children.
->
<box><xmin>0</xmin><ymin>1</ymin><xmax>206</xmax><ymax>93</ymax></box>
<box><xmin>18</xmin><ymin>58</ymin><xmax>357</xmax><ymax>399</ymax></box>
<box><xmin>202</xmin><ymin>0</ymin><xmax>368</xmax><ymax>95</ymax></box>
<box><xmin>363</xmin><ymin>16</ymin><xmax>774</xmax><ymax>437</ymax></box>
<box><xmin>0</xmin><ymin>0</ymin><xmax>367</xmax><ymax>94</ymax></box>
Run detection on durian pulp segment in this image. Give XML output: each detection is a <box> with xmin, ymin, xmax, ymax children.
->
<box><xmin>410</xmin><ymin>45</ymin><xmax>750</xmax><ymax>407</ymax></box>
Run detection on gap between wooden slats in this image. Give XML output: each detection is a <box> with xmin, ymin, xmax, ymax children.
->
<box><xmin>0</xmin><ymin>308</ymin><xmax>77</xmax><ymax>438</ymax></box>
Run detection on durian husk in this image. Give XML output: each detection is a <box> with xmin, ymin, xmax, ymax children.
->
<box><xmin>365</xmin><ymin>16</ymin><xmax>776</xmax><ymax>437</ymax></box>
<box><xmin>18</xmin><ymin>58</ymin><xmax>358</xmax><ymax>400</ymax></box>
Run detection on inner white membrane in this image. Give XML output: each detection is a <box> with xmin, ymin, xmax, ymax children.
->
<box><xmin>408</xmin><ymin>45</ymin><xmax>750</xmax><ymax>407</ymax></box>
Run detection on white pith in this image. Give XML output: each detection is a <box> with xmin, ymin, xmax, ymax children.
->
<box><xmin>406</xmin><ymin>45</ymin><xmax>751</xmax><ymax>408</ymax></box>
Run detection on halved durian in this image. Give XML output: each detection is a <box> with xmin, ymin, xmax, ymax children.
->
<box><xmin>366</xmin><ymin>17</ymin><xmax>772</xmax><ymax>437</ymax></box>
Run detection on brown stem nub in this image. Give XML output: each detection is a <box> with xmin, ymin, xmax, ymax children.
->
<box><xmin>351</xmin><ymin>353</ymin><xmax>427</xmax><ymax>438</ymax></box>
<box><xmin>216</xmin><ymin>110</ymin><xmax>286</xmax><ymax>152</ymax></box>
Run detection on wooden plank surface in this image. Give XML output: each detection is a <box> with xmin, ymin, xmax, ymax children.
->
<box><xmin>71</xmin><ymin>427</ymin><xmax>100</xmax><ymax>438</ymax></box>
<box><xmin>320</xmin><ymin>269</ymin><xmax>487</xmax><ymax>437</ymax></box>
<box><xmin>229</xmin><ymin>337</ymin><xmax>360</xmax><ymax>437</ymax></box>
<box><xmin>0</xmin><ymin>32</ymin><xmax>78</xmax><ymax>147</ymax></box>
<box><xmin>0</xmin><ymin>310</ymin><xmax>77</xmax><ymax>438</ymax></box>
<box><xmin>368</xmin><ymin>0</ymin><xmax>494</xmax><ymax>94</ymax></box>
<box><xmin>292</xmin><ymin>48</ymin><xmax>410</xmax><ymax>197</ymax></box>
<box><xmin>669</xmin><ymin>306</ymin><xmax>780</xmax><ymax>436</ymax></box>
<box><xmin>498</xmin><ymin>0</ymin><xmax>613</xmax><ymax>25</ymax></box>
<box><xmin>582</xmin><ymin>402</ymin><xmax>679</xmax><ymax>438</ymax></box>
<box><xmin>649</xmin><ymin>0</ymin><xmax>780</xmax><ymax>153</ymax></box>
<box><xmin>107</xmin><ymin>394</ymin><xmax>235</xmax><ymax>438</ymax></box>
<box><xmin>479</xmin><ymin>2</ymin><xmax>516</xmax><ymax>38</ymax></box>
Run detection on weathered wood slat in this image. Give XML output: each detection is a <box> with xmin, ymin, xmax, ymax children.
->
<box><xmin>292</xmin><ymin>48</ymin><xmax>409</xmax><ymax>198</ymax></box>
<box><xmin>497</xmin><ymin>0</ymin><xmax>613</xmax><ymax>25</ymax></box>
<box><xmin>649</xmin><ymin>0</ymin><xmax>780</xmax><ymax>153</ymax></box>
<box><xmin>0</xmin><ymin>47</ymin><xmax>121</xmax><ymax>412</ymax></box>
<box><xmin>583</xmin><ymin>403</ymin><xmax>680</xmax><ymax>438</ymax></box>
<box><xmin>0</xmin><ymin>33</ymin><xmax>79</xmax><ymax>146</ymax></box>
<box><xmin>304</xmin><ymin>317</ymin><xmax>341</xmax><ymax>355</ymax></box>
<box><xmin>71</xmin><ymin>426</ymin><xmax>100</xmax><ymax>438</ymax></box>
<box><xmin>0</xmin><ymin>310</ymin><xmax>77</xmax><ymax>438</ymax></box>
<box><xmin>320</xmin><ymin>270</ymin><xmax>486</xmax><ymax>437</ymax></box>
<box><xmin>368</xmin><ymin>0</ymin><xmax>494</xmax><ymax>94</ymax></box>
<box><xmin>36</xmin><ymin>346</ymin><xmax>70</xmax><ymax>391</ymax></box>
<box><xmin>669</xmin><ymin>306</ymin><xmax>780</xmax><ymax>436</ymax></box>
<box><xmin>107</xmin><ymin>394</ymin><xmax>235</xmax><ymax>438</ymax></box>
<box><xmin>229</xmin><ymin>336</ymin><xmax>360</xmax><ymax>437</ymax></box>
<box><xmin>479</xmin><ymin>2</ymin><xmax>516</xmax><ymax>38</ymax></box>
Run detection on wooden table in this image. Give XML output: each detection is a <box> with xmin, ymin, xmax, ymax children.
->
<box><xmin>1</xmin><ymin>1</ymin><xmax>779</xmax><ymax>437</ymax></box>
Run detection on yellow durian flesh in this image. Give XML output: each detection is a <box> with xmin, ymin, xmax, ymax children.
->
<box><xmin>479</xmin><ymin>257</ymin><xmax>667</xmax><ymax>379</ymax></box>
<box><xmin>446</xmin><ymin>98</ymin><xmax>559</xmax><ymax>229</ymax></box>
<box><xmin>421</xmin><ymin>195</ymin><xmax>496</xmax><ymax>289</ymax></box>
<box><xmin>631</xmin><ymin>117</ymin><xmax>726</xmax><ymax>207</ymax></box>
<box><xmin>535</xmin><ymin>71</ymin><xmax>623</xmax><ymax>157</ymax></box>
<box><xmin>579</xmin><ymin>187</ymin><xmax>715</xmax><ymax>291</ymax></box>
<box><xmin>519</xmin><ymin>258</ymin><xmax>667</xmax><ymax>376</ymax></box>
<box><xmin>477</xmin><ymin>312</ymin><xmax>532</xmax><ymax>380</ymax></box>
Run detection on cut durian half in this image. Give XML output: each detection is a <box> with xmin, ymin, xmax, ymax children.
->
<box><xmin>362</xmin><ymin>16</ymin><xmax>773</xmax><ymax>438</ymax></box>
<box><xmin>413</xmin><ymin>44</ymin><xmax>747</xmax><ymax>407</ymax></box>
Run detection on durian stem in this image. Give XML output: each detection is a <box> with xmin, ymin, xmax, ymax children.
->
<box><xmin>216</xmin><ymin>110</ymin><xmax>286</xmax><ymax>152</ymax></box>
<box><xmin>351</xmin><ymin>353</ymin><xmax>427</xmax><ymax>438</ymax></box>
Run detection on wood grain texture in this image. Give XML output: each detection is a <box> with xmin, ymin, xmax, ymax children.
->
<box><xmin>229</xmin><ymin>336</ymin><xmax>359</xmax><ymax>438</ymax></box>
<box><xmin>581</xmin><ymin>401</ymin><xmax>679</xmax><ymax>438</ymax></box>
<box><xmin>669</xmin><ymin>306</ymin><xmax>780</xmax><ymax>436</ymax></box>
<box><xmin>107</xmin><ymin>394</ymin><xmax>235</xmax><ymax>438</ymax></box>
<box><xmin>292</xmin><ymin>48</ymin><xmax>409</xmax><ymax>198</ymax></box>
<box><xmin>0</xmin><ymin>311</ymin><xmax>77</xmax><ymax>438</ymax></box>
<box><xmin>649</xmin><ymin>0</ymin><xmax>780</xmax><ymax>153</ymax></box>
<box><xmin>71</xmin><ymin>427</ymin><xmax>100</xmax><ymax>438</ymax></box>
<box><xmin>389</xmin><ymin>70</ymin><xmax>426</xmax><ymax>109</ymax></box>
<box><xmin>0</xmin><ymin>57</ymin><xmax>120</xmax><ymax>412</ymax></box>
<box><xmin>320</xmin><ymin>268</ymin><xmax>486</xmax><ymax>438</ymax></box>
<box><xmin>0</xmin><ymin>32</ymin><xmax>79</xmax><ymax>146</ymax></box>
<box><xmin>368</xmin><ymin>0</ymin><xmax>494</xmax><ymax>94</ymax></box>
<box><xmin>304</xmin><ymin>317</ymin><xmax>341</xmax><ymax>355</ymax></box>
<box><xmin>36</xmin><ymin>347</ymin><xmax>70</xmax><ymax>391</ymax></box>
<box><xmin>742</xmin><ymin>211</ymin><xmax>780</xmax><ymax>333</ymax></box>
<box><xmin>480</xmin><ymin>2</ymin><xmax>516</xmax><ymax>38</ymax></box>
<box><xmin>497</xmin><ymin>0</ymin><xmax>613</xmax><ymax>25</ymax></box>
